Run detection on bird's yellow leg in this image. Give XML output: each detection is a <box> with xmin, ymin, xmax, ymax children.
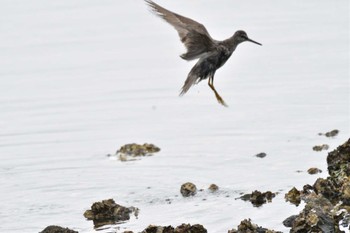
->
<box><xmin>208</xmin><ymin>77</ymin><xmax>228</xmax><ymax>107</ymax></box>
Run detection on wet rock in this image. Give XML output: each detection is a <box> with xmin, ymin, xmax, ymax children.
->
<box><xmin>307</xmin><ymin>167</ymin><xmax>322</xmax><ymax>175</ymax></box>
<box><xmin>228</xmin><ymin>219</ymin><xmax>282</xmax><ymax>233</ymax></box>
<box><xmin>83</xmin><ymin>198</ymin><xmax>138</xmax><ymax>228</ymax></box>
<box><xmin>208</xmin><ymin>184</ymin><xmax>219</xmax><ymax>192</ymax></box>
<box><xmin>285</xmin><ymin>187</ymin><xmax>301</xmax><ymax>206</ymax></box>
<box><xmin>116</xmin><ymin>143</ymin><xmax>160</xmax><ymax>161</ymax></box>
<box><xmin>40</xmin><ymin>226</ymin><xmax>78</xmax><ymax>233</ymax></box>
<box><xmin>255</xmin><ymin>152</ymin><xmax>267</xmax><ymax>158</ymax></box>
<box><xmin>238</xmin><ymin>190</ymin><xmax>276</xmax><ymax>207</ymax></box>
<box><xmin>175</xmin><ymin>223</ymin><xmax>207</xmax><ymax>233</ymax></box>
<box><xmin>142</xmin><ymin>225</ymin><xmax>174</xmax><ymax>233</ymax></box>
<box><xmin>180</xmin><ymin>182</ymin><xmax>197</xmax><ymax>197</ymax></box>
<box><xmin>319</xmin><ymin>129</ymin><xmax>339</xmax><ymax>137</ymax></box>
<box><xmin>313</xmin><ymin>144</ymin><xmax>329</xmax><ymax>151</ymax></box>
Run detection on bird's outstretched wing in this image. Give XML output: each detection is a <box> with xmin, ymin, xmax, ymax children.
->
<box><xmin>145</xmin><ymin>0</ymin><xmax>215</xmax><ymax>60</ymax></box>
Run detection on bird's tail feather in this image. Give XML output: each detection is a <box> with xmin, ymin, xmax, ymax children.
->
<box><xmin>179</xmin><ymin>69</ymin><xmax>200</xmax><ymax>96</ymax></box>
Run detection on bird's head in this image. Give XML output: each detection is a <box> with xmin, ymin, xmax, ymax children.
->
<box><xmin>234</xmin><ymin>30</ymin><xmax>262</xmax><ymax>46</ymax></box>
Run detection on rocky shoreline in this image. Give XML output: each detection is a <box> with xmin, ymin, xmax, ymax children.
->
<box><xmin>41</xmin><ymin>135</ymin><xmax>350</xmax><ymax>233</ymax></box>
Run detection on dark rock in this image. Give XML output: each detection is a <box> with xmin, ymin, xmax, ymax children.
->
<box><xmin>255</xmin><ymin>152</ymin><xmax>266</xmax><ymax>158</ymax></box>
<box><xmin>255</xmin><ymin>152</ymin><xmax>267</xmax><ymax>158</ymax></box>
<box><xmin>228</xmin><ymin>219</ymin><xmax>282</xmax><ymax>233</ymax></box>
<box><xmin>238</xmin><ymin>190</ymin><xmax>276</xmax><ymax>207</ymax></box>
<box><xmin>40</xmin><ymin>226</ymin><xmax>78</xmax><ymax>233</ymax></box>
<box><xmin>116</xmin><ymin>143</ymin><xmax>160</xmax><ymax>161</ymax></box>
<box><xmin>83</xmin><ymin>199</ymin><xmax>138</xmax><ymax>228</ymax></box>
<box><xmin>307</xmin><ymin>167</ymin><xmax>322</xmax><ymax>175</ymax></box>
<box><xmin>180</xmin><ymin>182</ymin><xmax>197</xmax><ymax>197</ymax></box>
<box><xmin>325</xmin><ymin>129</ymin><xmax>339</xmax><ymax>137</ymax></box>
<box><xmin>285</xmin><ymin>187</ymin><xmax>301</xmax><ymax>206</ymax></box>
<box><xmin>313</xmin><ymin>144</ymin><xmax>329</xmax><ymax>151</ymax></box>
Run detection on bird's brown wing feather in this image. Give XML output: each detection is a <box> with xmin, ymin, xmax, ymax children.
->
<box><xmin>145</xmin><ymin>0</ymin><xmax>215</xmax><ymax>60</ymax></box>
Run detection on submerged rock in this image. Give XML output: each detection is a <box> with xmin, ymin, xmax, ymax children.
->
<box><xmin>116</xmin><ymin>143</ymin><xmax>160</xmax><ymax>161</ymax></box>
<box><xmin>40</xmin><ymin>226</ymin><xmax>78</xmax><ymax>233</ymax></box>
<box><xmin>255</xmin><ymin>152</ymin><xmax>267</xmax><ymax>158</ymax></box>
<box><xmin>313</xmin><ymin>144</ymin><xmax>329</xmax><ymax>151</ymax></box>
<box><xmin>83</xmin><ymin>199</ymin><xmax>138</xmax><ymax>228</ymax></box>
<box><xmin>228</xmin><ymin>219</ymin><xmax>282</xmax><ymax>233</ymax></box>
<box><xmin>180</xmin><ymin>182</ymin><xmax>197</xmax><ymax>197</ymax></box>
<box><xmin>238</xmin><ymin>190</ymin><xmax>276</xmax><ymax>207</ymax></box>
<box><xmin>319</xmin><ymin>129</ymin><xmax>339</xmax><ymax>137</ymax></box>
<box><xmin>307</xmin><ymin>167</ymin><xmax>322</xmax><ymax>175</ymax></box>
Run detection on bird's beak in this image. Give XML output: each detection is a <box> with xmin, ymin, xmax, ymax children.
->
<box><xmin>246</xmin><ymin>37</ymin><xmax>262</xmax><ymax>46</ymax></box>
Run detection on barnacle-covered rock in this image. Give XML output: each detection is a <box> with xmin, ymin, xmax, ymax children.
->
<box><xmin>285</xmin><ymin>194</ymin><xmax>340</xmax><ymax>233</ymax></box>
<box><xmin>83</xmin><ymin>199</ymin><xmax>138</xmax><ymax>228</ymax></box>
<box><xmin>285</xmin><ymin>138</ymin><xmax>350</xmax><ymax>232</ymax></box>
<box><xmin>116</xmin><ymin>143</ymin><xmax>160</xmax><ymax>161</ymax></box>
<box><xmin>180</xmin><ymin>182</ymin><xmax>197</xmax><ymax>197</ymax></box>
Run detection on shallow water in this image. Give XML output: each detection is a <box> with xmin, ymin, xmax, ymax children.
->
<box><xmin>0</xmin><ymin>0</ymin><xmax>349</xmax><ymax>232</ymax></box>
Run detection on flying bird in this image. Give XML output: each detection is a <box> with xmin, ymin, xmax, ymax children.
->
<box><xmin>145</xmin><ymin>0</ymin><xmax>262</xmax><ymax>106</ymax></box>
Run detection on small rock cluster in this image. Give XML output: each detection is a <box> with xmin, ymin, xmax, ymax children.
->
<box><xmin>238</xmin><ymin>190</ymin><xmax>276</xmax><ymax>207</ymax></box>
<box><xmin>116</xmin><ymin>143</ymin><xmax>160</xmax><ymax>161</ymax></box>
<box><xmin>180</xmin><ymin>182</ymin><xmax>219</xmax><ymax>197</ymax></box>
<box><xmin>124</xmin><ymin>223</ymin><xmax>207</xmax><ymax>233</ymax></box>
<box><xmin>83</xmin><ymin>199</ymin><xmax>138</xmax><ymax>228</ymax></box>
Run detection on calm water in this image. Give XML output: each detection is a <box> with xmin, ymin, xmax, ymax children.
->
<box><xmin>0</xmin><ymin>0</ymin><xmax>349</xmax><ymax>232</ymax></box>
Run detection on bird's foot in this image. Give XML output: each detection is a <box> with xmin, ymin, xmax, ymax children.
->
<box><xmin>214</xmin><ymin>94</ymin><xmax>228</xmax><ymax>107</ymax></box>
